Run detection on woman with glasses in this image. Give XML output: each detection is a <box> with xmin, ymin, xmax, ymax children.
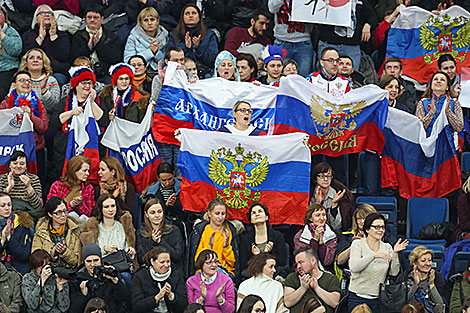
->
<box><xmin>131</xmin><ymin>246</ymin><xmax>188</xmax><ymax>313</ymax></box>
<box><xmin>0</xmin><ymin>192</ymin><xmax>33</xmax><ymax>275</ymax></box>
<box><xmin>218</xmin><ymin>101</ymin><xmax>266</xmax><ymax>136</ymax></box>
<box><xmin>293</xmin><ymin>204</ymin><xmax>337</xmax><ymax>271</ymax></box>
<box><xmin>32</xmin><ymin>196</ymin><xmax>81</xmax><ymax>268</ymax></box>
<box><xmin>22</xmin><ymin>5</ymin><xmax>70</xmax><ymax>86</ymax></box>
<box><xmin>128</xmin><ymin>55</ymin><xmax>152</xmax><ymax>93</ymax></box>
<box><xmin>124</xmin><ymin>7</ymin><xmax>168</xmax><ymax>72</ymax></box>
<box><xmin>186</xmin><ymin>249</ymin><xmax>235</xmax><ymax>313</ymax></box>
<box><xmin>51</xmin><ymin>66</ymin><xmax>106</xmax><ymax>179</ymax></box>
<box><xmin>309</xmin><ymin>162</ymin><xmax>353</xmax><ymax>233</ymax></box>
<box><xmin>47</xmin><ymin>155</ymin><xmax>95</xmax><ymax>218</ymax></box>
<box><xmin>237</xmin><ymin>254</ymin><xmax>287</xmax><ymax>313</ymax></box>
<box><xmin>22</xmin><ymin>249</ymin><xmax>70</xmax><ymax>313</ymax></box>
<box><xmin>237</xmin><ymin>294</ymin><xmax>266</xmax><ymax>313</ymax></box>
<box><xmin>348</xmin><ymin>213</ymin><xmax>409</xmax><ymax>312</ymax></box>
<box><xmin>101</xmin><ymin>63</ymin><xmax>150</xmax><ymax>124</ymax></box>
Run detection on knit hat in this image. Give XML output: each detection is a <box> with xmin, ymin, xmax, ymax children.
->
<box><xmin>109</xmin><ymin>63</ymin><xmax>135</xmax><ymax>86</ymax></box>
<box><xmin>69</xmin><ymin>66</ymin><xmax>96</xmax><ymax>88</ymax></box>
<box><xmin>214</xmin><ymin>50</ymin><xmax>240</xmax><ymax>82</ymax></box>
<box><xmin>262</xmin><ymin>45</ymin><xmax>286</xmax><ymax>65</ymax></box>
<box><xmin>81</xmin><ymin>242</ymin><xmax>102</xmax><ymax>261</ymax></box>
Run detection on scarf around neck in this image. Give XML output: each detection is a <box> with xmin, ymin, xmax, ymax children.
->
<box><xmin>112</xmin><ymin>86</ymin><xmax>135</xmax><ymax>118</ymax></box>
<box><xmin>150</xmin><ymin>266</ymin><xmax>172</xmax><ymax>282</ymax></box>
<box><xmin>8</xmin><ymin>89</ymin><xmax>42</xmax><ymax>118</ymax></box>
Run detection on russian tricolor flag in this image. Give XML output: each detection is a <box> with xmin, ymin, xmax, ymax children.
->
<box><xmin>102</xmin><ymin>104</ymin><xmax>161</xmax><ymax>194</ymax></box>
<box><xmin>64</xmin><ymin>97</ymin><xmax>101</xmax><ymax>184</ymax></box>
<box><xmin>154</xmin><ymin>62</ymin><xmax>277</xmax><ymax>145</ymax></box>
<box><xmin>381</xmin><ymin>107</ymin><xmax>461</xmax><ymax>198</ymax></box>
<box><xmin>386</xmin><ymin>5</ymin><xmax>470</xmax><ymax>84</ymax></box>
<box><xmin>272</xmin><ymin>75</ymin><xmax>389</xmax><ymax>156</ymax></box>
<box><xmin>0</xmin><ymin>107</ymin><xmax>37</xmax><ymax>174</ymax></box>
<box><xmin>177</xmin><ymin>129</ymin><xmax>311</xmax><ymax>224</ymax></box>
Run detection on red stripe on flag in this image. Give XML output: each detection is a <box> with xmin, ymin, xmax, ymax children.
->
<box><xmin>153</xmin><ymin>113</ymin><xmax>193</xmax><ymax>145</ymax></box>
<box><xmin>180</xmin><ymin>177</ymin><xmax>308</xmax><ymax>225</ymax></box>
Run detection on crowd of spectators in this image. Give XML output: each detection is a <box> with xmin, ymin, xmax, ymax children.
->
<box><xmin>0</xmin><ymin>0</ymin><xmax>470</xmax><ymax>313</ymax></box>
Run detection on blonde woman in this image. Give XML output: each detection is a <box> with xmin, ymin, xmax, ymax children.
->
<box><xmin>18</xmin><ymin>48</ymin><xmax>60</xmax><ymax>115</ymax></box>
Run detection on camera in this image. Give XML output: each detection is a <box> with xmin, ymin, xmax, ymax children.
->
<box><xmin>49</xmin><ymin>263</ymin><xmax>77</xmax><ymax>280</ymax></box>
<box><xmin>93</xmin><ymin>265</ymin><xmax>119</xmax><ymax>279</ymax></box>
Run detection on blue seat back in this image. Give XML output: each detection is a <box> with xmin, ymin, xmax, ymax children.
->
<box><xmin>454</xmin><ymin>252</ymin><xmax>470</xmax><ymax>273</ymax></box>
<box><xmin>462</xmin><ymin>152</ymin><xmax>470</xmax><ymax>171</ymax></box>
<box><xmin>406</xmin><ymin>198</ymin><xmax>449</xmax><ymax>239</ymax></box>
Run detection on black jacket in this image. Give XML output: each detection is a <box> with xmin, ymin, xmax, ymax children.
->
<box><xmin>131</xmin><ymin>266</ymin><xmax>188</xmax><ymax>313</ymax></box>
<box><xmin>69</xmin><ymin>267</ymin><xmax>129</xmax><ymax>313</ymax></box>
<box><xmin>398</xmin><ymin>77</ymin><xmax>418</xmax><ymax>114</ymax></box>
<box><xmin>239</xmin><ymin>225</ymin><xmax>286</xmax><ymax>272</ymax></box>
<box><xmin>187</xmin><ymin>220</ymin><xmax>240</xmax><ymax>280</ymax></box>
<box><xmin>136</xmin><ymin>223</ymin><xmax>184</xmax><ymax>271</ymax></box>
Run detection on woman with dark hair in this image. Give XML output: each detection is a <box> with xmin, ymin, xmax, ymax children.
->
<box><xmin>438</xmin><ymin>54</ymin><xmax>460</xmax><ymax>94</ymax></box>
<box><xmin>237</xmin><ymin>294</ymin><xmax>266</xmax><ymax>313</ymax></box>
<box><xmin>0</xmin><ymin>151</ymin><xmax>43</xmax><ymax>220</ymax></box>
<box><xmin>0</xmin><ymin>5</ymin><xmax>22</xmax><ymax>101</ymax></box>
<box><xmin>22</xmin><ymin>249</ymin><xmax>70</xmax><ymax>313</ymax></box>
<box><xmin>168</xmin><ymin>4</ymin><xmax>218</xmax><ymax>76</ymax></box>
<box><xmin>237</xmin><ymin>254</ymin><xmax>287</xmax><ymax>313</ymax></box>
<box><xmin>32</xmin><ymin>197</ymin><xmax>81</xmax><ymax>267</ymax></box>
<box><xmin>348</xmin><ymin>213</ymin><xmax>409</xmax><ymax>312</ymax></box>
<box><xmin>51</xmin><ymin>66</ymin><xmax>106</xmax><ymax>180</ymax></box>
<box><xmin>380</xmin><ymin>75</ymin><xmax>409</xmax><ymax>112</ymax></box>
<box><xmin>309</xmin><ymin>162</ymin><xmax>354</xmax><ymax>232</ymax></box>
<box><xmin>84</xmin><ymin>298</ymin><xmax>108</xmax><ymax>313</ymax></box>
<box><xmin>188</xmin><ymin>199</ymin><xmax>239</xmax><ymax>279</ymax></box>
<box><xmin>186</xmin><ymin>249</ymin><xmax>235</xmax><ymax>313</ymax></box>
<box><xmin>128</xmin><ymin>55</ymin><xmax>152</xmax><ymax>93</ymax></box>
<box><xmin>100</xmin><ymin>63</ymin><xmax>150</xmax><ymax>124</ymax></box>
<box><xmin>0</xmin><ymin>192</ymin><xmax>33</xmax><ymax>275</ymax></box>
<box><xmin>80</xmin><ymin>193</ymin><xmax>136</xmax><ymax>284</ymax></box>
<box><xmin>95</xmin><ymin>156</ymin><xmax>136</xmax><ymax>215</ymax></box>
<box><xmin>293</xmin><ymin>204</ymin><xmax>337</xmax><ymax>270</ymax></box>
<box><xmin>131</xmin><ymin>246</ymin><xmax>188</xmax><ymax>313</ymax></box>
<box><xmin>402</xmin><ymin>301</ymin><xmax>427</xmax><ymax>313</ymax></box>
<box><xmin>184</xmin><ymin>303</ymin><xmax>206</xmax><ymax>313</ymax></box>
<box><xmin>135</xmin><ymin>198</ymin><xmax>184</xmax><ymax>270</ymax></box>
<box><xmin>47</xmin><ymin>155</ymin><xmax>95</xmax><ymax>217</ymax></box>
<box><xmin>236</xmin><ymin>53</ymin><xmax>257</xmax><ymax>82</ymax></box>
<box><xmin>239</xmin><ymin>202</ymin><xmax>286</xmax><ymax>276</ymax></box>
<box><xmin>416</xmin><ymin>71</ymin><xmax>463</xmax><ymax>136</ymax></box>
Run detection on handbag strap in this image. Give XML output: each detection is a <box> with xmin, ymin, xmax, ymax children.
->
<box><xmin>460</xmin><ymin>279</ymin><xmax>464</xmax><ymax>306</ymax></box>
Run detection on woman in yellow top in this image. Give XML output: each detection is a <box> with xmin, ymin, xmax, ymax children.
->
<box><xmin>188</xmin><ymin>199</ymin><xmax>239</xmax><ymax>280</ymax></box>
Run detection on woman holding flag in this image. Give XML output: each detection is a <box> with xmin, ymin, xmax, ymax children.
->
<box><xmin>51</xmin><ymin>66</ymin><xmax>106</xmax><ymax>180</ymax></box>
<box><xmin>415</xmin><ymin>71</ymin><xmax>463</xmax><ymax>136</ymax></box>
<box><xmin>101</xmin><ymin>63</ymin><xmax>150</xmax><ymax>124</ymax></box>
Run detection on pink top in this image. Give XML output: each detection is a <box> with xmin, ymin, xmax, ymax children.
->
<box><xmin>186</xmin><ymin>272</ymin><xmax>235</xmax><ymax>313</ymax></box>
<box><xmin>47</xmin><ymin>180</ymin><xmax>95</xmax><ymax>216</ymax></box>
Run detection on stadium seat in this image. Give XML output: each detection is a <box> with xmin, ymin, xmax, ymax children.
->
<box><xmin>462</xmin><ymin>152</ymin><xmax>470</xmax><ymax>172</ymax></box>
<box><xmin>454</xmin><ymin>251</ymin><xmax>470</xmax><ymax>273</ymax></box>
<box><xmin>402</xmin><ymin>250</ymin><xmax>445</xmax><ymax>271</ymax></box>
<box><xmin>357</xmin><ymin>196</ymin><xmax>398</xmax><ymax>242</ymax></box>
<box><xmin>406</xmin><ymin>197</ymin><xmax>449</xmax><ymax>240</ymax></box>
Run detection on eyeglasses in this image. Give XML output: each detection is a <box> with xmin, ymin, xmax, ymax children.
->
<box><xmin>317</xmin><ymin>174</ymin><xmax>333</xmax><ymax>180</ymax></box>
<box><xmin>53</xmin><ymin>210</ymin><xmax>68</xmax><ymax>216</ymax></box>
<box><xmin>204</xmin><ymin>260</ymin><xmax>219</xmax><ymax>265</ymax></box>
<box><xmin>370</xmin><ymin>225</ymin><xmax>385</xmax><ymax>230</ymax></box>
<box><xmin>17</xmin><ymin>78</ymin><xmax>32</xmax><ymax>85</ymax></box>
<box><xmin>37</xmin><ymin>11</ymin><xmax>53</xmax><ymax>16</ymax></box>
<box><xmin>236</xmin><ymin>108</ymin><xmax>253</xmax><ymax>114</ymax></box>
<box><xmin>321</xmin><ymin>58</ymin><xmax>340</xmax><ymax>64</ymax></box>
<box><xmin>254</xmin><ymin>309</ymin><xmax>266</xmax><ymax>313</ymax></box>
<box><xmin>86</xmin><ymin>15</ymin><xmax>101</xmax><ymax>20</ymax></box>
<box><xmin>79</xmin><ymin>81</ymin><xmax>94</xmax><ymax>86</ymax></box>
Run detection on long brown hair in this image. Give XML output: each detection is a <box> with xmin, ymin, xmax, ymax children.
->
<box><xmin>422</xmin><ymin>71</ymin><xmax>458</xmax><ymax>99</ymax></box>
<box><xmin>173</xmin><ymin>4</ymin><xmax>207</xmax><ymax>43</ymax></box>
<box><xmin>142</xmin><ymin>198</ymin><xmax>173</xmax><ymax>238</ymax></box>
<box><xmin>60</xmin><ymin>155</ymin><xmax>91</xmax><ymax>188</ymax></box>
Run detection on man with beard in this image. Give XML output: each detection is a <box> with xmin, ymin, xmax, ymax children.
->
<box><xmin>224</xmin><ymin>9</ymin><xmax>272</xmax><ymax>57</ymax></box>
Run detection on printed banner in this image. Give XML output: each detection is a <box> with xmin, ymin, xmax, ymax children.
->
<box><xmin>102</xmin><ymin>104</ymin><xmax>161</xmax><ymax>194</ymax></box>
<box><xmin>272</xmin><ymin>75</ymin><xmax>388</xmax><ymax>156</ymax></box>
<box><xmin>292</xmin><ymin>0</ymin><xmax>351</xmax><ymax>26</ymax></box>
<box><xmin>0</xmin><ymin>107</ymin><xmax>36</xmax><ymax>174</ymax></box>
<box><xmin>381</xmin><ymin>107</ymin><xmax>461</xmax><ymax>198</ymax></box>
<box><xmin>178</xmin><ymin>129</ymin><xmax>311</xmax><ymax>224</ymax></box>
<box><xmin>386</xmin><ymin>5</ymin><xmax>470</xmax><ymax>84</ymax></box>
<box><xmin>154</xmin><ymin>62</ymin><xmax>277</xmax><ymax>145</ymax></box>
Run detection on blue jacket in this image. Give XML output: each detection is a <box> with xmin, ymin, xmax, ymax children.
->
<box><xmin>441</xmin><ymin>239</ymin><xmax>470</xmax><ymax>279</ymax></box>
<box><xmin>0</xmin><ymin>25</ymin><xmax>22</xmax><ymax>71</ymax></box>
<box><xmin>124</xmin><ymin>24</ymin><xmax>168</xmax><ymax>70</ymax></box>
<box><xmin>167</xmin><ymin>28</ymin><xmax>218</xmax><ymax>69</ymax></box>
<box><xmin>422</xmin><ymin>94</ymin><xmax>456</xmax><ymax>136</ymax></box>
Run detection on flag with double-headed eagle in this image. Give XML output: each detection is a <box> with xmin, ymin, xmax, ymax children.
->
<box><xmin>272</xmin><ymin>75</ymin><xmax>389</xmax><ymax>156</ymax></box>
<box><xmin>386</xmin><ymin>5</ymin><xmax>470</xmax><ymax>84</ymax></box>
<box><xmin>177</xmin><ymin>129</ymin><xmax>311</xmax><ymax>224</ymax></box>
<box><xmin>0</xmin><ymin>107</ymin><xmax>36</xmax><ymax>174</ymax></box>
